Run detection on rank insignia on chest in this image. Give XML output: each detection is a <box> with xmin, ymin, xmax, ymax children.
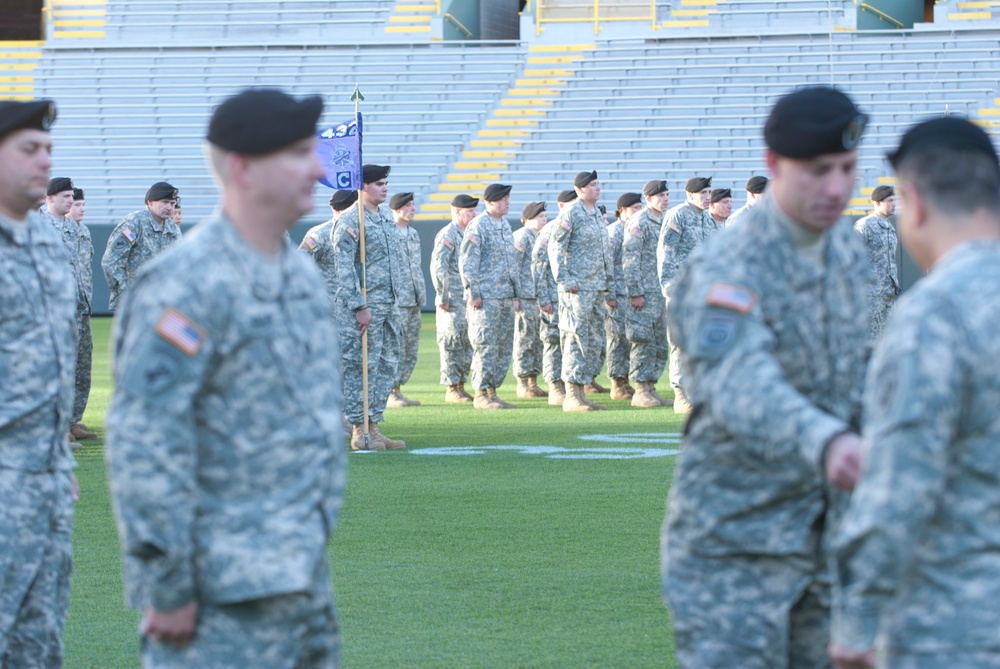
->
<box><xmin>668</xmin><ymin>221</ymin><xmax>682</xmax><ymax>235</ymax></box>
<box><xmin>467</xmin><ymin>233</ymin><xmax>480</xmax><ymax>246</ymax></box>
<box><xmin>705</xmin><ymin>282</ymin><xmax>756</xmax><ymax>313</ymax></box>
<box><xmin>304</xmin><ymin>237</ymin><xmax>318</xmax><ymax>251</ymax></box>
<box><xmin>122</xmin><ymin>227</ymin><xmax>136</xmax><ymax>242</ymax></box>
<box><xmin>442</xmin><ymin>238</ymin><xmax>454</xmax><ymax>250</ymax></box>
<box><xmin>155</xmin><ymin>307</ymin><xmax>207</xmax><ymax>356</ymax></box>
<box><xmin>560</xmin><ymin>219</ymin><xmax>572</xmax><ymax>231</ymax></box>
<box><xmin>345</xmin><ymin>226</ymin><xmax>358</xmax><ymax>240</ymax></box>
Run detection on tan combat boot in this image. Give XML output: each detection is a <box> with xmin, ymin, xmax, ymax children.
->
<box><xmin>386</xmin><ymin>387</ymin><xmax>407</xmax><ymax>408</ymax></box>
<box><xmin>548</xmin><ymin>380</ymin><xmax>566</xmax><ymax>406</ymax></box>
<box><xmin>350</xmin><ymin>425</ymin><xmax>386</xmax><ymax>451</ymax></box>
<box><xmin>398</xmin><ymin>387</ymin><xmax>421</xmax><ymax>406</ymax></box>
<box><xmin>673</xmin><ymin>387</ymin><xmax>693</xmax><ymax>414</ymax></box>
<box><xmin>610</xmin><ymin>378</ymin><xmax>634</xmax><ymax>400</ymax></box>
<box><xmin>370</xmin><ymin>424</ymin><xmax>406</xmax><ymax>450</ymax></box>
<box><xmin>488</xmin><ymin>387</ymin><xmax>516</xmax><ymax>409</ymax></box>
<box><xmin>342</xmin><ymin>416</ymin><xmax>352</xmax><ymax>439</ymax></box>
<box><xmin>474</xmin><ymin>388</ymin><xmax>502</xmax><ymax>410</ymax></box>
<box><xmin>583</xmin><ymin>393</ymin><xmax>608</xmax><ymax>411</ymax></box>
<box><xmin>445</xmin><ymin>384</ymin><xmax>471</xmax><ymax>403</ymax></box>
<box><xmin>631</xmin><ymin>381</ymin><xmax>661</xmax><ymax>408</ymax></box>
<box><xmin>457</xmin><ymin>384</ymin><xmax>475</xmax><ymax>401</ymax></box>
<box><xmin>70</xmin><ymin>423</ymin><xmax>98</xmax><ymax>440</ymax></box>
<box><xmin>650</xmin><ymin>384</ymin><xmax>674</xmax><ymax>407</ymax></box>
<box><xmin>584</xmin><ymin>380</ymin><xmax>610</xmax><ymax>394</ymax></box>
<box><xmin>564</xmin><ymin>382</ymin><xmax>602</xmax><ymax>411</ymax></box>
<box><xmin>516</xmin><ymin>376</ymin><xmax>532</xmax><ymax>399</ymax></box>
<box><xmin>525</xmin><ymin>375</ymin><xmax>548</xmax><ymax>397</ymax></box>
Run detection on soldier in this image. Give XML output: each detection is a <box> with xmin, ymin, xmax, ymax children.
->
<box><xmin>459</xmin><ymin>184</ymin><xmax>521</xmax><ymax>410</ymax></box>
<box><xmin>531</xmin><ymin>208</ymin><xmax>566</xmax><ymax>406</ymax></box>
<box><xmin>708</xmin><ymin>188</ymin><xmax>732</xmax><ymax>225</ymax></box>
<box><xmin>105</xmin><ymin>89</ymin><xmax>345</xmax><ymax>667</ymax></box>
<box><xmin>0</xmin><ymin>99</ymin><xmax>78</xmax><ymax>669</ymax></box>
<box><xmin>333</xmin><ymin>164</ymin><xmax>405</xmax><ymax>450</ymax></box>
<box><xmin>299</xmin><ymin>189</ymin><xmax>358</xmax><ymax>314</ymax></box>
<box><xmin>549</xmin><ymin>170</ymin><xmax>616</xmax><ymax>412</ymax></box>
<box><xmin>101</xmin><ymin>180</ymin><xmax>182</xmax><ymax>311</ymax></box>
<box><xmin>512</xmin><ymin>201</ymin><xmax>548</xmax><ymax>399</ymax></box>
<box><xmin>661</xmin><ymin>86</ymin><xmax>869</xmax><ymax>669</ymax></box>
<box><xmin>387</xmin><ymin>192</ymin><xmax>425</xmax><ymax>408</ymax></box>
<box><xmin>658</xmin><ymin>175</ymin><xmax>723</xmax><ymax>414</ymax></box>
<box><xmin>605</xmin><ymin>193</ymin><xmax>641</xmax><ymax>400</ymax></box>
<box><xmin>68</xmin><ymin>186</ymin><xmax>86</xmax><ymax>223</ymax></box>
<box><xmin>171</xmin><ymin>201</ymin><xmax>182</xmax><ymax>226</ymax></box>
<box><xmin>623</xmin><ymin>179</ymin><xmax>673</xmax><ymax>408</ymax></box>
<box><xmin>853</xmin><ymin>184</ymin><xmax>900</xmax><ymax>341</ymax></box>
<box><xmin>830</xmin><ymin>118</ymin><xmax>1000</xmax><ymax>669</ymax></box>
<box><xmin>431</xmin><ymin>194</ymin><xmax>478</xmax><ymax>403</ymax></box>
<box><xmin>727</xmin><ymin>175</ymin><xmax>768</xmax><ymax>227</ymax></box>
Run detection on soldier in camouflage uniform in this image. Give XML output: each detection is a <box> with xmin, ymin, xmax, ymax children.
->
<box><xmin>605</xmin><ymin>193</ymin><xmax>641</xmax><ymax>401</ymax></box>
<box><xmin>101</xmin><ymin>180</ymin><xmax>182</xmax><ymax>311</ymax></box>
<box><xmin>548</xmin><ymin>171</ymin><xmax>617</xmax><ymax>412</ymax></box>
<box><xmin>387</xmin><ymin>192</ymin><xmax>425</xmax><ymax>408</ymax></box>
<box><xmin>623</xmin><ymin>180</ymin><xmax>672</xmax><ymax>409</ymax></box>
<box><xmin>0</xmin><ymin>99</ymin><xmax>78</xmax><ymax>669</ymax></box>
<box><xmin>459</xmin><ymin>184</ymin><xmax>521</xmax><ymax>410</ymax></box>
<box><xmin>333</xmin><ymin>164</ymin><xmax>405</xmax><ymax>450</ymax></box>
<box><xmin>831</xmin><ymin>118</ymin><xmax>1000</xmax><ymax>669</ymax></box>
<box><xmin>298</xmin><ymin>189</ymin><xmax>358</xmax><ymax>315</ymax></box>
<box><xmin>531</xmin><ymin>204</ymin><xmax>567</xmax><ymax>406</ymax></box>
<box><xmin>430</xmin><ymin>194</ymin><xmax>478</xmax><ymax>403</ymax></box>
<box><xmin>726</xmin><ymin>175</ymin><xmax>767</xmax><ymax>227</ymax></box>
<box><xmin>708</xmin><ymin>188</ymin><xmax>732</xmax><ymax>226</ymax></box>
<box><xmin>105</xmin><ymin>89</ymin><xmax>345</xmax><ymax>667</ymax></box>
<box><xmin>662</xmin><ymin>87</ymin><xmax>870</xmax><ymax>669</ymax></box>
<box><xmin>658</xmin><ymin>175</ymin><xmax>723</xmax><ymax>414</ymax></box>
<box><xmin>512</xmin><ymin>201</ymin><xmax>548</xmax><ymax>399</ymax></box>
<box><xmin>853</xmin><ymin>184</ymin><xmax>900</xmax><ymax>342</ymax></box>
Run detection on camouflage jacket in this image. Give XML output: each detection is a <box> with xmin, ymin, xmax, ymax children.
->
<box><xmin>102</xmin><ymin>208</ymin><xmax>182</xmax><ymax>310</ymax></box>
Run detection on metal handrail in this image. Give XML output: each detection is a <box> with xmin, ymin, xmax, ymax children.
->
<box><xmin>859</xmin><ymin>2</ymin><xmax>904</xmax><ymax>27</ymax></box>
<box><xmin>443</xmin><ymin>13</ymin><xmax>473</xmax><ymax>38</ymax></box>
<box><xmin>535</xmin><ymin>0</ymin><xmax>659</xmax><ymax>35</ymax></box>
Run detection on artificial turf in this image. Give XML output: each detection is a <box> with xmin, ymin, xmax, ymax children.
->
<box><xmin>64</xmin><ymin>315</ymin><xmax>682</xmax><ymax>668</ymax></box>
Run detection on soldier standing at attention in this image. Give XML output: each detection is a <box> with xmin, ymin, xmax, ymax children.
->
<box><xmin>512</xmin><ymin>201</ymin><xmax>548</xmax><ymax>399</ymax></box>
<box><xmin>853</xmin><ymin>184</ymin><xmax>900</xmax><ymax>341</ymax></box>
<box><xmin>299</xmin><ymin>189</ymin><xmax>358</xmax><ymax>314</ymax></box>
<box><xmin>68</xmin><ymin>186</ymin><xmax>86</xmax><ymax>224</ymax></box>
<box><xmin>549</xmin><ymin>170</ymin><xmax>616</xmax><ymax>412</ymax></box>
<box><xmin>0</xmin><ymin>99</ymin><xmax>78</xmax><ymax>669</ymax></box>
<box><xmin>105</xmin><ymin>89</ymin><xmax>346</xmax><ymax>666</ymax></box>
<box><xmin>101</xmin><ymin>180</ymin><xmax>181</xmax><ymax>311</ymax></box>
<box><xmin>727</xmin><ymin>175</ymin><xmax>768</xmax><ymax>227</ymax></box>
<box><xmin>459</xmin><ymin>184</ymin><xmax>521</xmax><ymax>410</ymax></box>
<box><xmin>171</xmin><ymin>202</ymin><xmax>182</xmax><ymax>226</ymax></box>
<box><xmin>430</xmin><ymin>194</ymin><xmax>478</xmax><ymax>403</ymax></box>
<box><xmin>531</xmin><ymin>205</ymin><xmax>566</xmax><ymax>406</ymax></box>
<box><xmin>623</xmin><ymin>179</ymin><xmax>672</xmax><ymax>408</ymax></box>
<box><xmin>387</xmin><ymin>191</ymin><xmax>425</xmax><ymax>408</ymax></box>
<box><xmin>606</xmin><ymin>193</ymin><xmax>642</xmax><ymax>400</ymax></box>
<box><xmin>658</xmin><ymin>175</ymin><xmax>721</xmax><ymax>414</ymax></box>
<box><xmin>708</xmin><ymin>188</ymin><xmax>732</xmax><ymax>226</ymax></box>
<box><xmin>333</xmin><ymin>164</ymin><xmax>405</xmax><ymax>451</ymax></box>
<box><xmin>661</xmin><ymin>86</ymin><xmax>870</xmax><ymax>669</ymax></box>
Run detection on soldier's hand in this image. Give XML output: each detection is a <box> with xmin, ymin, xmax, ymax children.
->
<box><xmin>355</xmin><ymin>307</ymin><xmax>372</xmax><ymax>335</ymax></box>
<box><xmin>143</xmin><ymin>601</ymin><xmax>199</xmax><ymax>649</ymax></box>
<box><xmin>513</xmin><ymin>299</ymin><xmax>520</xmax><ymax>313</ymax></box>
<box><xmin>470</xmin><ymin>297</ymin><xmax>483</xmax><ymax>310</ymax></box>
<box><xmin>630</xmin><ymin>295</ymin><xmax>645</xmax><ymax>311</ymax></box>
<box><xmin>606</xmin><ymin>298</ymin><xmax>617</xmax><ymax>310</ymax></box>
<box><xmin>829</xmin><ymin>643</ymin><xmax>875</xmax><ymax>669</ymax></box>
<box><xmin>540</xmin><ymin>303</ymin><xmax>553</xmax><ymax>315</ymax></box>
<box><xmin>824</xmin><ymin>432</ymin><xmax>863</xmax><ymax>491</ymax></box>
<box><xmin>438</xmin><ymin>303</ymin><xmax>450</xmax><ymax>312</ymax></box>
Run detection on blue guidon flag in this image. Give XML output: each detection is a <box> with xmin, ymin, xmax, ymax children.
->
<box><xmin>316</xmin><ymin>113</ymin><xmax>363</xmax><ymax>190</ymax></box>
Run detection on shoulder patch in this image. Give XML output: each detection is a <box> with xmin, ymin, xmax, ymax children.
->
<box><xmin>467</xmin><ymin>233</ymin><xmax>480</xmax><ymax>246</ymax></box>
<box><xmin>560</xmin><ymin>218</ymin><xmax>572</xmax><ymax>231</ymax></box>
<box><xmin>705</xmin><ymin>282</ymin><xmax>756</xmax><ymax>314</ymax></box>
<box><xmin>540</xmin><ymin>236</ymin><xmax>549</xmax><ymax>247</ymax></box>
<box><xmin>668</xmin><ymin>220</ymin><xmax>682</xmax><ymax>235</ymax></box>
<box><xmin>442</xmin><ymin>237</ymin><xmax>454</xmax><ymax>250</ymax></box>
<box><xmin>345</xmin><ymin>226</ymin><xmax>358</xmax><ymax>240</ymax></box>
<box><xmin>696</xmin><ymin>308</ymin><xmax>742</xmax><ymax>358</ymax></box>
<box><xmin>155</xmin><ymin>307</ymin><xmax>207</xmax><ymax>356</ymax></box>
<box><xmin>122</xmin><ymin>227</ymin><xmax>136</xmax><ymax>242</ymax></box>
<box><xmin>514</xmin><ymin>239</ymin><xmax>524</xmax><ymax>252</ymax></box>
<box><xmin>303</xmin><ymin>237</ymin><xmax>318</xmax><ymax>251</ymax></box>
<box><xmin>629</xmin><ymin>225</ymin><xmax>643</xmax><ymax>238</ymax></box>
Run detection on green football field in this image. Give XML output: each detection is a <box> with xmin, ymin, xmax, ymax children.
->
<box><xmin>65</xmin><ymin>315</ymin><xmax>682</xmax><ymax>668</ymax></box>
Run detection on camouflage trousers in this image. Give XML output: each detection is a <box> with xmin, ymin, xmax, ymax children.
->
<box><xmin>72</xmin><ymin>311</ymin><xmax>92</xmax><ymax>424</ymax></box>
<box><xmin>143</xmin><ymin>556</ymin><xmax>338</xmax><ymax>669</ymax></box>
<box><xmin>338</xmin><ymin>301</ymin><xmax>400</xmax><ymax>425</ymax></box>
<box><xmin>626</xmin><ymin>293</ymin><xmax>667</xmax><ymax>383</ymax></box>
<box><xmin>867</xmin><ymin>292</ymin><xmax>895</xmax><ymax>342</ymax></box>
<box><xmin>0</xmin><ymin>469</ymin><xmax>74</xmax><ymax>668</ymax></box>
<box><xmin>559</xmin><ymin>290</ymin><xmax>609</xmax><ymax>385</ymax></box>
<box><xmin>539</xmin><ymin>308</ymin><xmax>562</xmax><ymax>384</ymax></box>
<box><xmin>603</xmin><ymin>296</ymin><xmax>629</xmax><ymax>380</ymax></box>
<box><xmin>665</xmin><ymin>295</ymin><xmax>684</xmax><ymax>390</ymax></box>
<box><xmin>883</xmin><ymin>650</ymin><xmax>1000</xmax><ymax>669</ymax></box>
<box><xmin>395</xmin><ymin>305</ymin><xmax>421</xmax><ymax>387</ymax></box>
<box><xmin>663</xmin><ymin>552</ymin><xmax>830</xmax><ymax>669</ymax></box>
<box><xmin>513</xmin><ymin>299</ymin><xmax>542</xmax><ymax>378</ymax></box>
<box><xmin>436</xmin><ymin>303</ymin><xmax>472</xmax><ymax>386</ymax></box>
<box><xmin>467</xmin><ymin>297</ymin><xmax>514</xmax><ymax>390</ymax></box>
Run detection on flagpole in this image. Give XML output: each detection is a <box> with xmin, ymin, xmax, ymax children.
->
<box><xmin>352</xmin><ymin>85</ymin><xmax>371</xmax><ymax>449</ymax></box>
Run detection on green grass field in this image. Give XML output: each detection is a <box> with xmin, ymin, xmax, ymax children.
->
<box><xmin>65</xmin><ymin>315</ymin><xmax>682</xmax><ymax>668</ymax></box>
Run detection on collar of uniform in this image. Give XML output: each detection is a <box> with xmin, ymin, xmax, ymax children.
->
<box><xmin>0</xmin><ymin>210</ymin><xmax>30</xmax><ymax>244</ymax></box>
<box><xmin>641</xmin><ymin>206</ymin><xmax>663</xmax><ymax>224</ymax></box>
<box><xmin>758</xmin><ymin>194</ymin><xmax>829</xmax><ymax>281</ymax></box>
<box><xmin>931</xmin><ymin>238</ymin><xmax>999</xmax><ymax>275</ymax></box>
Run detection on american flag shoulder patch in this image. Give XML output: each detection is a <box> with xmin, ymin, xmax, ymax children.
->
<box><xmin>560</xmin><ymin>218</ymin><xmax>572</xmax><ymax>231</ymax></box>
<box><xmin>705</xmin><ymin>283</ymin><xmax>756</xmax><ymax>314</ymax></box>
<box><xmin>514</xmin><ymin>239</ymin><xmax>524</xmax><ymax>252</ymax></box>
<box><xmin>442</xmin><ymin>237</ymin><xmax>454</xmax><ymax>250</ymax></box>
<box><xmin>155</xmin><ymin>307</ymin><xmax>207</xmax><ymax>356</ymax></box>
<box><xmin>122</xmin><ymin>227</ymin><xmax>136</xmax><ymax>242</ymax></box>
<box><xmin>467</xmin><ymin>233</ymin><xmax>480</xmax><ymax>246</ymax></box>
<box><xmin>345</xmin><ymin>226</ymin><xmax>358</xmax><ymax>240</ymax></box>
<box><xmin>668</xmin><ymin>220</ymin><xmax>682</xmax><ymax>234</ymax></box>
<box><xmin>304</xmin><ymin>237</ymin><xmax>318</xmax><ymax>251</ymax></box>
<box><xmin>629</xmin><ymin>225</ymin><xmax>643</xmax><ymax>237</ymax></box>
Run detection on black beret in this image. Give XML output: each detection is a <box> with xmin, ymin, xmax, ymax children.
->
<box><xmin>47</xmin><ymin>177</ymin><xmax>73</xmax><ymax>196</ymax></box>
<box><xmin>711</xmin><ymin>188</ymin><xmax>732</xmax><ymax>203</ymax></box>
<box><xmin>557</xmin><ymin>189</ymin><xmax>577</xmax><ymax>204</ymax></box>
<box><xmin>0</xmin><ymin>99</ymin><xmax>56</xmax><ymax>142</ymax></box>
<box><xmin>521</xmin><ymin>201</ymin><xmax>546</xmax><ymax>221</ymax></box>
<box><xmin>870</xmin><ymin>185</ymin><xmax>895</xmax><ymax>202</ymax></box>
<box><xmin>389</xmin><ymin>192</ymin><xmax>414</xmax><ymax>210</ymax></box>
<box><xmin>685</xmin><ymin>176</ymin><xmax>712</xmax><ymax>193</ymax></box>
<box><xmin>643</xmin><ymin>179</ymin><xmax>667</xmax><ymax>196</ymax></box>
<box><xmin>888</xmin><ymin>116</ymin><xmax>999</xmax><ymax>170</ymax></box>
<box><xmin>362</xmin><ymin>164</ymin><xmax>391</xmax><ymax>184</ymax></box>
<box><xmin>746</xmin><ymin>176</ymin><xmax>768</xmax><ymax>194</ymax></box>
<box><xmin>573</xmin><ymin>170</ymin><xmax>598</xmax><ymax>188</ymax></box>
<box><xmin>483</xmin><ymin>183</ymin><xmax>512</xmax><ymax>202</ymax></box>
<box><xmin>72</xmin><ymin>188</ymin><xmax>85</xmax><ymax>201</ymax></box>
<box><xmin>208</xmin><ymin>88</ymin><xmax>322</xmax><ymax>156</ymax></box>
<box><xmin>597</xmin><ymin>204</ymin><xmax>607</xmax><ymax>215</ymax></box>
<box><xmin>145</xmin><ymin>181</ymin><xmax>178</xmax><ymax>202</ymax></box>
<box><xmin>451</xmin><ymin>194</ymin><xmax>479</xmax><ymax>208</ymax></box>
<box><xmin>765</xmin><ymin>86</ymin><xmax>868</xmax><ymax>159</ymax></box>
<box><xmin>330</xmin><ymin>189</ymin><xmax>358</xmax><ymax>211</ymax></box>
<box><xmin>616</xmin><ymin>192</ymin><xmax>642</xmax><ymax>211</ymax></box>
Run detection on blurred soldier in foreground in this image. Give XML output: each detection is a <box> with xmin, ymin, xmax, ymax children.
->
<box><xmin>831</xmin><ymin>117</ymin><xmax>1000</xmax><ymax>669</ymax></box>
<box><xmin>106</xmin><ymin>88</ymin><xmax>346</xmax><ymax>667</ymax></box>
<box><xmin>662</xmin><ymin>86</ymin><xmax>869</xmax><ymax>669</ymax></box>
<box><xmin>605</xmin><ymin>193</ymin><xmax>642</xmax><ymax>400</ymax></box>
<box><xmin>513</xmin><ymin>201</ymin><xmax>548</xmax><ymax>399</ymax></box>
<box><xmin>853</xmin><ymin>184</ymin><xmax>900</xmax><ymax>341</ymax></box>
<box><xmin>431</xmin><ymin>194</ymin><xmax>478</xmax><ymax>403</ymax></box>
<box><xmin>0</xmin><ymin>99</ymin><xmax>77</xmax><ymax>669</ymax></box>
<box><xmin>726</xmin><ymin>175</ymin><xmax>767</xmax><ymax>227</ymax></box>
<box><xmin>387</xmin><ymin>192</ymin><xmax>425</xmax><ymax>408</ymax></box>
<box><xmin>102</xmin><ymin>180</ymin><xmax>182</xmax><ymax>311</ymax></box>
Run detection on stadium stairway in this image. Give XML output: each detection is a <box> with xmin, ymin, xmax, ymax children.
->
<box><xmin>384</xmin><ymin>0</ymin><xmax>436</xmax><ymax>37</ymax></box>
<box><xmin>0</xmin><ymin>42</ymin><xmax>42</xmax><ymax>101</ymax></box>
<box><xmin>48</xmin><ymin>0</ymin><xmax>108</xmax><ymax>40</ymax></box>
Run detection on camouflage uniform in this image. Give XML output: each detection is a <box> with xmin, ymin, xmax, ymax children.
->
<box><xmin>833</xmin><ymin>240</ymin><xmax>1000</xmax><ymax>668</ymax></box>
<box><xmin>394</xmin><ymin>224</ymin><xmax>425</xmax><ymax>388</ymax></box>
<box><xmin>726</xmin><ymin>202</ymin><xmax>753</xmax><ymax>227</ymax></box>
<box><xmin>101</xmin><ymin>208</ymin><xmax>182</xmax><ymax>311</ymax></box>
<box><xmin>853</xmin><ymin>212</ymin><xmax>900</xmax><ymax>341</ymax></box>
<box><xmin>430</xmin><ymin>222</ymin><xmax>472</xmax><ymax>386</ymax></box>
<box><xmin>0</xmin><ymin>212</ymin><xmax>77</xmax><ymax>668</ymax></box>
<box><xmin>105</xmin><ymin>213</ymin><xmax>344</xmax><ymax>668</ymax></box>
<box><xmin>623</xmin><ymin>207</ymin><xmax>668</xmax><ymax>383</ymax></box>
<box><xmin>332</xmin><ymin>202</ymin><xmax>401</xmax><ymax>426</ymax></box>
<box><xmin>603</xmin><ymin>219</ymin><xmax>629</xmax><ymax>381</ymax></box>
<box><xmin>459</xmin><ymin>211</ymin><xmax>520</xmax><ymax>390</ymax></box>
<box><xmin>298</xmin><ymin>219</ymin><xmax>338</xmax><ymax>315</ymax></box>
<box><xmin>662</xmin><ymin>195</ymin><xmax>869</xmax><ymax>668</ymax></box>
<box><xmin>548</xmin><ymin>200</ymin><xmax>614</xmax><ymax>385</ymax></box>
<box><xmin>532</xmin><ymin>222</ymin><xmax>562</xmax><ymax>386</ymax></box>
<box><xmin>512</xmin><ymin>226</ymin><xmax>541</xmax><ymax>378</ymax></box>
